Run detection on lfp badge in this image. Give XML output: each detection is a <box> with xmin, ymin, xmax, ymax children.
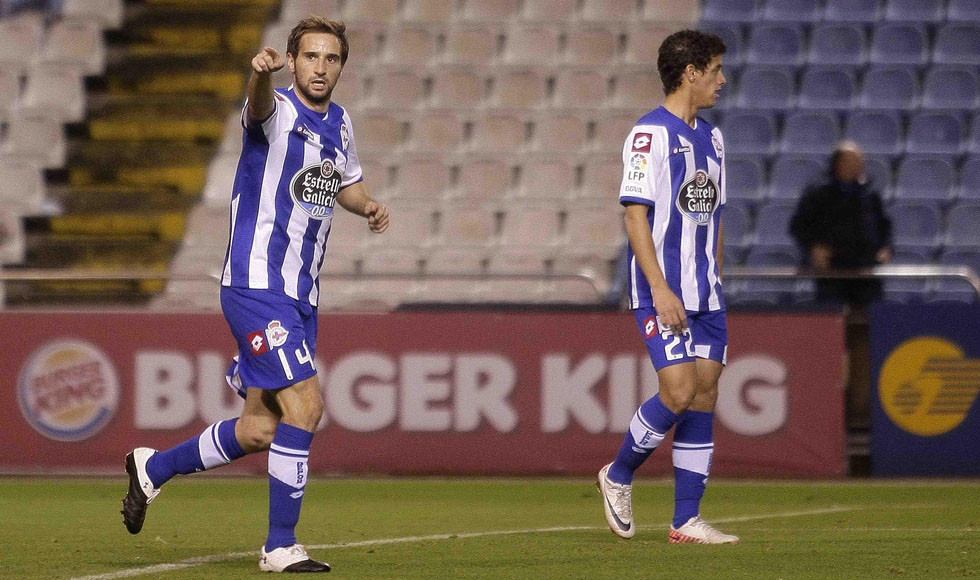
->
<box><xmin>17</xmin><ymin>340</ymin><xmax>120</xmax><ymax>441</ymax></box>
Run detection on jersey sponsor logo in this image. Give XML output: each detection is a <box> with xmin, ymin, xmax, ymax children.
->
<box><xmin>629</xmin><ymin>154</ymin><xmax>648</xmax><ymax>172</ymax></box>
<box><xmin>631</xmin><ymin>133</ymin><xmax>652</xmax><ymax>153</ymax></box>
<box><xmin>296</xmin><ymin>123</ymin><xmax>316</xmax><ymax>143</ymax></box>
<box><xmin>623</xmin><ymin>184</ymin><xmax>643</xmax><ymax>195</ymax></box>
<box><xmin>290</xmin><ymin>159</ymin><xmax>341</xmax><ymax>220</ymax></box>
<box><xmin>340</xmin><ymin>123</ymin><xmax>350</xmax><ymax>151</ymax></box>
<box><xmin>266</xmin><ymin>320</ymin><xmax>290</xmax><ymax>348</ymax></box>
<box><xmin>643</xmin><ymin>315</ymin><xmax>658</xmax><ymax>338</ymax></box>
<box><xmin>879</xmin><ymin>337</ymin><xmax>980</xmax><ymax>437</ymax></box>
<box><xmin>248</xmin><ymin>330</ymin><xmax>269</xmax><ymax>355</ymax></box>
<box><xmin>677</xmin><ymin>169</ymin><xmax>719</xmax><ymax>225</ymax></box>
<box><xmin>712</xmin><ymin>134</ymin><xmax>724</xmax><ymax>158</ymax></box>
<box><xmin>671</xmin><ymin>146</ymin><xmax>692</xmax><ymax>154</ymax></box>
<box><xmin>17</xmin><ymin>340</ymin><xmax>119</xmax><ymax>442</ymax></box>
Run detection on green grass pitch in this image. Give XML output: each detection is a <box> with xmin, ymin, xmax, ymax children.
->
<box><xmin>1</xmin><ymin>477</ymin><xmax>977</xmax><ymax>579</ymax></box>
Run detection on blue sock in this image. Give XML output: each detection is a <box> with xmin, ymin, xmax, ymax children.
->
<box><xmin>608</xmin><ymin>394</ymin><xmax>680</xmax><ymax>485</ymax></box>
<box><xmin>672</xmin><ymin>411</ymin><xmax>714</xmax><ymax>528</ymax></box>
<box><xmin>266</xmin><ymin>423</ymin><xmax>315</xmax><ymax>552</ymax></box>
<box><xmin>145</xmin><ymin>419</ymin><xmax>246</xmax><ymax>488</ymax></box>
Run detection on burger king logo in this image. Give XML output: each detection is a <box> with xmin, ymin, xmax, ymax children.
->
<box><xmin>17</xmin><ymin>340</ymin><xmax>119</xmax><ymax>442</ymax></box>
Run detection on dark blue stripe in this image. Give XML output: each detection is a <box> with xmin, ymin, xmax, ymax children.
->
<box><xmin>663</xmin><ymin>131</ymin><xmax>686</xmax><ymax>300</ymax></box>
<box><xmin>695</xmin><ymin>211</ymin><xmax>710</xmax><ymax>311</ymax></box>
<box><xmin>271</xmin><ymin>449</ymin><xmax>310</xmax><ymax>459</ymax></box>
<box><xmin>266</xmin><ymin>131</ymin><xmax>308</xmax><ymax>294</ymax></box>
<box><xmin>713</xmin><ymin>204</ymin><xmax>726</xmax><ymax>309</ymax></box>
<box><xmin>620</xmin><ymin>196</ymin><xmax>653</xmax><ymax>207</ymax></box>
<box><xmin>229</xmin><ymin>136</ymin><xmax>269</xmax><ymax>287</ymax></box>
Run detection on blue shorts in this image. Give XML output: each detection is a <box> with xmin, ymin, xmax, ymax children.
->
<box><xmin>633</xmin><ymin>306</ymin><xmax>728</xmax><ymax>371</ymax></box>
<box><xmin>221</xmin><ymin>286</ymin><xmax>318</xmax><ymax>396</ymax></box>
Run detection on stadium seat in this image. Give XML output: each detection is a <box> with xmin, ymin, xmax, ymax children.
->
<box><xmin>452</xmin><ymin>157</ymin><xmax>513</xmax><ymax>202</ymax></box>
<box><xmin>761</xmin><ymin>0</ymin><xmax>822</xmax><ymax>22</ymax></box>
<box><xmin>623</xmin><ymin>24</ymin><xmax>679</xmax><ymax>66</ymax></box>
<box><xmin>330</xmin><ymin>68</ymin><xmax>364</xmax><ymax>106</ymax></box>
<box><xmin>725</xmin><ymin>155</ymin><xmax>767</xmax><ymax>203</ymax></box>
<box><xmin>429</xmin><ymin>68</ymin><xmax>486</xmax><ymax>110</ymax></box>
<box><xmin>490</xmin><ymin>68</ymin><xmax>549</xmax><ymax>109</ymax></box>
<box><xmin>498</xmin><ymin>206</ymin><xmax>561</xmax><ymax>247</ymax></box>
<box><xmin>0</xmin><ymin>115</ymin><xmax>65</xmax><ymax>169</ymax></box>
<box><xmin>553</xmin><ymin>69</ymin><xmax>609</xmax><ymax>110</ymax></box>
<box><xmin>641</xmin><ymin>0</ymin><xmax>700</xmax><ymax>22</ymax></box>
<box><xmin>579</xmin><ymin>0</ymin><xmax>638</xmax><ymax>22</ymax></box>
<box><xmin>869</xmin><ymin>23</ymin><xmax>928</xmax><ymax>66</ymax></box>
<box><xmin>699</xmin><ymin>22</ymin><xmax>744</xmax><ymax>68</ymax></box>
<box><xmin>969</xmin><ymin>115</ymin><xmax>980</xmax><ymax>154</ymax></box>
<box><xmin>370</xmin><ymin>204</ymin><xmax>436</xmax><ymax>250</ymax></box>
<box><xmin>947</xmin><ymin>0</ymin><xmax>980</xmax><ymax>22</ymax></box>
<box><xmin>392</xmin><ymin>155</ymin><xmax>451</xmax><ymax>201</ymax></box>
<box><xmin>0</xmin><ymin>15</ymin><xmax>42</xmax><ymax>75</ymax></box>
<box><xmin>934</xmin><ymin>248</ymin><xmax>980</xmax><ymax>303</ymax></box>
<box><xmin>823</xmin><ymin>0</ymin><xmax>882</xmax><ymax>23</ymax></box>
<box><xmin>959</xmin><ymin>156</ymin><xmax>980</xmax><ymax>200</ymax></box>
<box><xmin>513</xmin><ymin>156</ymin><xmax>577</xmax><ymax>201</ymax></box>
<box><xmin>882</xmin><ymin>0</ymin><xmax>945</xmax><ymax>22</ymax></box>
<box><xmin>746</xmin><ymin>24</ymin><xmax>805</xmax><ymax>66</ymax></box>
<box><xmin>0</xmin><ymin>206</ymin><xmax>25</xmax><ymax>265</ymax></box>
<box><xmin>722</xmin><ymin>110</ymin><xmax>777</xmax><ymax>156</ymax></box>
<box><xmin>920</xmin><ymin>66</ymin><xmax>980</xmax><ymax>111</ymax></box>
<box><xmin>439</xmin><ymin>204</ymin><xmax>498</xmax><ymax>246</ymax></box>
<box><xmin>564</xmin><ymin>26</ymin><xmax>618</xmax><ymax>66</ymax></box>
<box><xmin>441</xmin><ymin>26</ymin><xmax>499</xmax><ymax>66</ymax></box>
<box><xmin>702</xmin><ymin>0</ymin><xmax>761</xmax><ymax>23</ymax></box>
<box><xmin>415</xmin><ymin>247</ymin><xmax>485</xmax><ymax>303</ymax></box>
<box><xmin>844</xmin><ymin>110</ymin><xmax>904</xmax><ymax>157</ymax></box>
<box><xmin>780</xmin><ymin>110</ymin><xmax>841</xmax><ymax>155</ymax></box>
<box><xmin>368</xmin><ymin>68</ymin><xmax>424</xmax><ymax>109</ymax></box>
<box><xmin>735</xmin><ymin>66</ymin><xmax>795</xmax><ymax>111</ymax></box>
<box><xmin>379</xmin><ymin>25</ymin><xmax>437</xmax><ymax>66</ymax></box>
<box><xmin>399</xmin><ymin>0</ymin><xmax>455</xmax><ymax>23</ymax></box>
<box><xmin>38</xmin><ymin>19</ymin><xmax>105</xmax><ymax>75</ymax></box>
<box><xmin>721</xmin><ymin>201</ymin><xmax>752</xmax><ymax>249</ymax></box>
<box><xmin>533</xmin><ymin>112</ymin><xmax>589</xmax><ymax>153</ymax></box>
<box><xmin>0</xmin><ymin>66</ymin><xmax>19</xmax><ymax>123</ymax></box>
<box><xmin>519</xmin><ymin>0</ymin><xmax>577</xmax><ymax>23</ymax></box>
<box><xmin>456</xmin><ymin>0</ymin><xmax>520</xmax><ymax>23</ymax></box>
<box><xmin>610</xmin><ymin>71</ymin><xmax>665</xmax><ymax>110</ymax></box>
<box><xmin>889</xmin><ymin>200</ymin><xmax>942</xmax><ymax>250</ymax></box>
<box><xmin>564</xmin><ymin>204</ymin><xmax>624</xmax><ymax>253</ymax></box>
<box><xmin>933</xmin><ymin>24</ymin><xmax>980</xmax><ymax>66</ymax></box>
<box><xmin>865</xmin><ymin>155</ymin><xmax>894</xmax><ymax>194</ymax></box>
<box><xmin>807</xmin><ymin>23</ymin><xmax>866</xmax><ymax>66</ymax></box>
<box><xmin>742</xmin><ymin>246</ymin><xmax>799</xmax><ymax>304</ymax></box>
<box><xmin>768</xmin><ymin>155</ymin><xmax>824</xmax><ymax>200</ymax></box>
<box><xmin>502</xmin><ymin>24</ymin><xmax>561</xmax><ymax>65</ymax></box>
<box><xmin>858</xmin><ymin>65</ymin><xmax>919</xmax><ymax>110</ymax></box>
<box><xmin>905</xmin><ymin>111</ymin><xmax>966</xmax><ymax>155</ymax></box>
<box><xmin>945</xmin><ymin>202</ymin><xmax>980</xmax><ymax>248</ymax></box>
<box><xmin>61</xmin><ymin>0</ymin><xmax>124</xmax><ymax>29</ymax></box>
<box><xmin>470</xmin><ymin>113</ymin><xmax>526</xmax><ymax>154</ymax></box>
<box><xmin>894</xmin><ymin>156</ymin><xmax>956</xmax><ymax>202</ymax></box>
<box><xmin>579</xmin><ymin>155</ymin><xmax>623</xmax><ymax>201</ymax></box>
<box><xmin>353</xmin><ymin>112</ymin><xmax>405</xmax><ymax>154</ymax></box>
<box><xmin>753</xmin><ymin>201</ymin><xmax>798</xmax><ymax>247</ymax></box>
<box><xmin>280</xmin><ymin>0</ymin><xmax>343</xmax><ymax>22</ymax></box>
<box><xmin>18</xmin><ymin>66</ymin><xmax>85</xmax><ymax>123</ymax></box>
<box><xmin>360</xmin><ymin>248</ymin><xmax>422</xmax><ymax>275</ymax></box>
<box><xmin>342</xmin><ymin>0</ymin><xmax>399</xmax><ymax>23</ymax></box>
<box><xmin>551</xmin><ymin>248</ymin><xmax>614</xmax><ymax>295</ymax></box>
<box><xmin>487</xmin><ymin>246</ymin><xmax>549</xmax><ymax>275</ymax></box>
<box><xmin>797</xmin><ymin>67</ymin><xmax>858</xmax><ymax>110</ymax></box>
<box><xmin>0</xmin><ymin>159</ymin><xmax>45</xmax><ymax>213</ymax></box>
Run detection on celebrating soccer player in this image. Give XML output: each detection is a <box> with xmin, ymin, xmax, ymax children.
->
<box><xmin>121</xmin><ymin>17</ymin><xmax>389</xmax><ymax>573</ymax></box>
<box><xmin>597</xmin><ymin>30</ymin><xmax>738</xmax><ymax>545</ymax></box>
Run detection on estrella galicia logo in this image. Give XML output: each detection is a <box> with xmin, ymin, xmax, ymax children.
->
<box><xmin>676</xmin><ymin>169</ymin><xmax>719</xmax><ymax>225</ymax></box>
<box><xmin>290</xmin><ymin>159</ymin><xmax>341</xmax><ymax>220</ymax></box>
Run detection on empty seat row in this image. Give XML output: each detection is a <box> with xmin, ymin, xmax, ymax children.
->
<box><xmin>703</xmin><ymin>0</ymin><xmax>980</xmax><ymax>25</ymax></box>
<box><xmin>0</xmin><ymin>15</ymin><xmax>106</xmax><ymax>76</ymax></box>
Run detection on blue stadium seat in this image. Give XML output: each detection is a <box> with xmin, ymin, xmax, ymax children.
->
<box><xmin>746</xmin><ymin>24</ymin><xmax>805</xmax><ymax>66</ymax></box>
<box><xmin>824</xmin><ymin>0</ymin><xmax>882</xmax><ymax>23</ymax></box>
<box><xmin>721</xmin><ymin>201</ymin><xmax>752</xmax><ymax>249</ymax></box>
<box><xmin>761</xmin><ymin>0</ymin><xmax>822</xmax><ymax>22</ymax></box>
<box><xmin>959</xmin><ymin>156</ymin><xmax>980</xmax><ymax>200</ymax></box>
<box><xmin>869</xmin><ymin>23</ymin><xmax>928</xmax><ymax>66</ymax></box>
<box><xmin>725</xmin><ymin>154</ymin><xmax>767</xmax><ymax>203</ymax></box>
<box><xmin>858</xmin><ymin>65</ymin><xmax>919</xmax><ymax>110</ymax></box>
<box><xmin>884</xmin><ymin>245</ymin><xmax>935</xmax><ymax>303</ymax></box>
<box><xmin>945</xmin><ymin>202</ymin><xmax>980</xmax><ymax>248</ymax></box>
<box><xmin>753</xmin><ymin>200</ymin><xmax>798</xmax><ymax>247</ymax></box>
<box><xmin>845</xmin><ymin>110</ymin><xmax>903</xmax><ymax>157</ymax></box>
<box><xmin>723</xmin><ymin>110</ymin><xmax>778</xmax><ymax>156</ymax></box>
<box><xmin>797</xmin><ymin>67</ymin><xmax>857</xmax><ymax>110</ymax></box>
<box><xmin>780</xmin><ymin>110</ymin><xmax>841</xmax><ymax>155</ymax></box>
<box><xmin>701</xmin><ymin>22</ymin><xmax>744</xmax><ymax>68</ymax></box>
<box><xmin>808</xmin><ymin>23</ymin><xmax>866</xmax><ymax>66</ymax></box>
<box><xmin>905</xmin><ymin>111</ymin><xmax>966</xmax><ymax>155</ymax></box>
<box><xmin>894</xmin><ymin>155</ymin><xmax>957</xmax><ymax>202</ymax></box>
<box><xmin>742</xmin><ymin>245</ymin><xmax>800</xmax><ymax>303</ymax></box>
<box><xmin>934</xmin><ymin>24</ymin><xmax>980</xmax><ymax>66</ymax></box>
<box><xmin>921</xmin><ymin>66</ymin><xmax>980</xmax><ymax>111</ymax></box>
<box><xmin>768</xmin><ymin>154</ymin><xmax>824</xmax><ymax>200</ymax></box>
<box><xmin>891</xmin><ymin>247</ymin><xmax>935</xmax><ymax>264</ymax></box>
<box><xmin>865</xmin><ymin>155</ymin><xmax>894</xmax><ymax>194</ymax></box>
<box><xmin>935</xmin><ymin>248</ymin><xmax>980</xmax><ymax>303</ymax></box>
<box><xmin>702</xmin><ymin>0</ymin><xmax>761</xmax><ymax>23</ymax></box>
<box><xmin>882</xmin><ymin>0</ymin><xmax>944</xmax><ymax>22</ymax></box>
<box><xmin>969</xmin><ymin>114</ymin><xmax>980</xmax><ymax>155</ymax></box>
<box><xmin>735</xmin><ymin>66</ymin><xmax>795</xmax><ymax>110</ymax></box>
<box><xmin>947</xmin><ymin>0</ymin><xmax>980</xmax><ymax>22</ymax></box>
<box><xmin>889</xmin><ymin>200</ymin><xmax>942</xmax><ymax>250</ymax></box>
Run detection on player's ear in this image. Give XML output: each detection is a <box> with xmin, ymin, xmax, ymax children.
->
<box><xmin>287</xmin><ymin>52</ymin><xmax>296</xmax><ymax>75</ymax></box>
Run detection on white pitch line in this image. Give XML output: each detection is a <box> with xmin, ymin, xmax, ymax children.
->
<box><xmin>70</xmin><ymin>506</ymin><xmax>865</xmax><ymax>580</ymax></box>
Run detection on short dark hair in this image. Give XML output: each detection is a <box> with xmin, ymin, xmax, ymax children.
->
<box><xmin>657</xmin><ymin>30</ymin><xmax>727</xmax><ymax>96</ymax></box>
<box><xmin>287</xmin><ymin>16</ymin><xmax>349</xmax><ymax>65</ymax></box>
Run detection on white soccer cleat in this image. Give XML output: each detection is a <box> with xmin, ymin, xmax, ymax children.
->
<box><xmin>669</xmin><ymin>516</ymin><xmax>739</xmax><ymax>544</ymax></box>
<box><xmin>597</xmin><ymin>463</ymin><xmax>635</xmax><ymax>539</ymax></box>
<box><xmin>121</xmin><ymin>447</ymin><xmax>161</xmax><ymax>534</ymax></box>
<box><xmin>259</xmin><ymin>544</ymin><xmax>331</xmax><ymax>573</ymax></box>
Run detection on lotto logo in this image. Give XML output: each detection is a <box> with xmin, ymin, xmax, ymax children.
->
<box><xmin>631</xmin><ymin>133</ymin><xmax>652</xmax><ymax>153</ymax></box>
<box><xmin>248</xmin><ymin>330</ymin><xmax>269</xmax><ymax>355</ymax></box>
<box><xmin>643</xmin><ymin>315</ymin><xmax>658</xmax><ymax>338</ymax></box>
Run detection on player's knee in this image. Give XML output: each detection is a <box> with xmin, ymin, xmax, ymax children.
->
<box><xmin>660</xmin><ymin>382</ymin><xmax>697</xmax><ymax>413</ymax></box>
<box><xmin>237</xmin><ymin>420</ymin><xmax>277</xmax><ymax>452</ymax></box>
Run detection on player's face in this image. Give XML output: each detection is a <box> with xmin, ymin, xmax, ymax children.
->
<box><xmin>288</xmin><ymin>32</ymin><xmax>344</xmax><ymax>109</ymax></box>
<box><xmin>692</xmin><ymin>55</ymin><xmax>726</xmax><ymax>110</ymax></box>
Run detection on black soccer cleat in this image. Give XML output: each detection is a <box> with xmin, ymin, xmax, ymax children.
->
<box><xmin>121</xmin><ymin>447</ymin><xmax>160</xmax><ymax>535</ymax></box>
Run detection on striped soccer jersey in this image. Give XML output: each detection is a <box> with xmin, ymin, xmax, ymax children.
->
<box><xmin>221</xmin><ymin>87</ymin><xmax>363</xmax><ymax>305</ymax></box>
<box><xmin>619</xmin><ymin>106</ymin><xmax>726</xmax><ymax>312</ymax></box>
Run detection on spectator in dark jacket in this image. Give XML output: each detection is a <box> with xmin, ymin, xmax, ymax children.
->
<box><xmin>790</xmin><ymin>141</ymin><xmax>893</xmax><ymax>306</ymax></box>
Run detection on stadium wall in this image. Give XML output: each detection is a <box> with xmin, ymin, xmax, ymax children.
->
<box><xmin>4</xmin><ymin>311</ymin><xmax>846</xmax><ymax>477</ymax></box>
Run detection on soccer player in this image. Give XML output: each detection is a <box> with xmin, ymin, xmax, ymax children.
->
<box><xmin>597</xmin><ymin>30</ymin><xmax>738</xmax><ymax>545</ymax></box>
<box><xmin>121</xmin><ymin>17</ymin><xmax>389</xmax><ymax>573</ymax></box>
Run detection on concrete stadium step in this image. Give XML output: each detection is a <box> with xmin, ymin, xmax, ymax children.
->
<box><xmin>88</xmin><ymin>117</ymin><xmax>225</xmax><ymax>141</ymax></box>
<box><xmin>5</xmin><ymin>279</ymin><xmax>163</xmax><ymax>306</ymax></box>
<box><xmin>68</xmin><ymin>137</ymin><xmax>217</xmax><ymax>168</ymax></box>
<box><xmin>47</xmin><ymin>184</ymin><xmax>192</xmax><ymax>213</ymax></box>
<box><xmin>106</xmin><ymin>70</ymin><xmax>245</xmax><ymax>98</ymax></box>
<box><xmin>69</xmin><ymin>164</ymin><xmax>208</xmax><ymax>195</ymax></box>
<box><xmin>47</xmin><ymin>212</ymin><xmax>187</xmax><ymax>241</ymax></box>
<box><xmin>85</xmin><ymin>93</ymin><xmax>241</xmax><ymax>120</ymax></box>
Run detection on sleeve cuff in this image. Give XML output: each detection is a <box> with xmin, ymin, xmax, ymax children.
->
<box><xmin>620</xmin><ymin>196</ymin><xmax>654</xmax><ymax>207</ymax></box>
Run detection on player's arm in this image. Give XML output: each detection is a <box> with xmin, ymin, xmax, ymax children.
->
<box><xmin>337</xmin><ymin>181</ymin><xmax>389</xmax><ymax>233</ymax></box>
<box><xmin>245</xmin><ymin>47</ymin><xmax>285</xmax><ymax>125</ymax></box>
<box><xmin>624</xmin><ymin>203</ymin><xmax>687</xmax><ymax>331</ymax></box>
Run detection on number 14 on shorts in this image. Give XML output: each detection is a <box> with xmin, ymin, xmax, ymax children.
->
<box><xmin>277</xmin><ymin>340</ymin><xmax>315</xmax><ymax>381</ymax></box>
